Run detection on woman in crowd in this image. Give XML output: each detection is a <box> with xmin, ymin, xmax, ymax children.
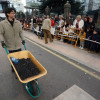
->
<box><xmin>50</xmin><ymin>17</ymin><xmax>55</xmax><ymax>38</ymax></box>
<box><xmin>51</xmin><ymin>17</ymin><xmax>55</xmax><ymax>27</ymax></box>
<box><xmin>58</xmin><ymin>15</ymin><xmax>64</xmax><ymax>27</ymax></box>
<box><xmin>73</xmin><ymin>15</ymin><xmax>84</xmax><ymax>30</ymax></box>
<box><xmin>85</xmin><ymin>27</ymin><xmax>92</xmax><ymax>49</ymax></box>
<box><xmin>88</xmin><ymin>17</ymin><xmax>95</xmax><ymax>34</ymax></box>
<box><xmin>84</xmin><ymin>16</ymin><xmax>89</xmax><ymax>32</ymax></box>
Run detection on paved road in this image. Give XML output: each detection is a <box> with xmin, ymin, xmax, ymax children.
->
<box><xmin>0</xmin><ymin>39</ymin><xmax>100</xmax><ymax>100</ymax></box>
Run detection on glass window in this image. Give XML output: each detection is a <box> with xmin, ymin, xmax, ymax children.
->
<box><xmin>0</xmin><ymin>4</ymin><xmax>3</xmax><ymax>12</ymax></box>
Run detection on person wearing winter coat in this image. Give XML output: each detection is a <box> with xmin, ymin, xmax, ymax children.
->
<box><xmin>51</xmin><ymin>17</ymin><xmax>55</xmax><ymax>27</ymax></box>
<box><xmin>88</xmin><ymin>17</ymin><xmax>95</xmax><ymax>34</ymax></box>
<box><xmin>89</xmin><ymin>29</ymin><xmax>100</xmax><ymax>52</ymax></box>
<box><xmin>0</xmin><ymin>8</ymin><xmax>25</xmax><ymax>72</ymax></box>
<box><xmin>73</xmin><ymin>15</ymin><xmax>84</xmax><ymax>30</ymax></box>
<box><xmin>84</xmin><ymin>17</ymin><xmax>89</xmax><ymax>32</ymax></box>
<box><xmin>85</xmin><ymin>27</ymin><xmax>92</xmax><ymax>49</ymax></box>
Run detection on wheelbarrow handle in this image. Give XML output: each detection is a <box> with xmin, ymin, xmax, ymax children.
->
<box><xmin>24</xmin><ymin>44</ymin><xmax>27</xmax><ymax>50</ymax></box>
<box><xmin>4</xmin><ymin>46</ymin><xmax>9</xmax><ymax>55</ymax></box>
<box><xmin>4</xmin><ymin>44</ymin><xmax>27</xmax><ymax>55</ymax></box>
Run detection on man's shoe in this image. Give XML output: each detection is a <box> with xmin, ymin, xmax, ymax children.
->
<box><xmin>50</xmin><ymin>40</ymin><xmax>53</xmax><ymax>42</ymax></box>
<box><xmin>45</xmin><ymin>42</ymin><xmax>48</xmax><ymax>44</ymax></box>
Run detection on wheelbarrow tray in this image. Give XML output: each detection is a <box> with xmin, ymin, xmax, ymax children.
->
<box><xmin>7</xmin><ymin>50</ymin><xmax>47</xmax><ymax>83</ymax></box>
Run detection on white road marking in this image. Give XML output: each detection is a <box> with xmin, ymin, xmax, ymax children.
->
<box><xmin>53</xmin><ymin>85</ymin><xmax>96</xmax><ymax>100</ymax></box>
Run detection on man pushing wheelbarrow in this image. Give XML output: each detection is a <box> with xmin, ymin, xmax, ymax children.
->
<box><xmin>0</xmin><ymin>8</ymin><xmax>25</xmax><ymax>72</ymax></box>
<box><xmin>0</xmin><ymin>8</ymin><xmax>47</xmax><ymax>98</ymax></box>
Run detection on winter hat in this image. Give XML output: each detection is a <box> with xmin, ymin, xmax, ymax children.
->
<box><xmin>94</xmin><ymin>28</ymin><xmax>99</xmax><ymax>33</ymax></box>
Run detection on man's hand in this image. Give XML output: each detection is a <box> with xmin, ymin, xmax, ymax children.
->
<box><xmin>1</xmin><ymin>41</ymin><xmax>6</xmax><ymax>48</ymax></box>
<box><xmin>22</xmin><ymin>40</ymin><xmax>25</xmax><ymax>45</ymax></box>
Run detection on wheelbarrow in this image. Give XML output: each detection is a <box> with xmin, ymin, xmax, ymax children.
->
<box><xmin>4</xmin><ymin>44</ymin><xmax>47</xmax><ymax>98</ymax></box>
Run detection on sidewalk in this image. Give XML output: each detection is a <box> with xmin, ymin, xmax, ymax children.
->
<box><xmin>23</xmin><ymin>30</ymin><xmax>100</xmax><ymax>73</ymax></box>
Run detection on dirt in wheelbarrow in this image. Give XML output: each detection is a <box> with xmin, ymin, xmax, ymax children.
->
<box><xmin>12</xmin><ymin>58</ymin><xmax>41</xmax><ymax>80</ymax></box>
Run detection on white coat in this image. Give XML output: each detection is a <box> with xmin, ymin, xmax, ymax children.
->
<box><xmin>73</xmin><ymin>19</ymin><xmax>84</xmax><ymax>29</ymax></box>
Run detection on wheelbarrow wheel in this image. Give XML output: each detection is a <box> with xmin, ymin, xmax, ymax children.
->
<box><xmin>28</xmin><ymin>80</ymin><xmax>39</xmax><ymax>96</ymax></box>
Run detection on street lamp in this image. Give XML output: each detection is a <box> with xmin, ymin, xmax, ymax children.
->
<box><xmin>45</xmin><ymin>6</ymin><xmax>50</xmax><ymax>16</ymax></box>
<box><xmin>64</xmin><ymin>1</ymin><xmax>71</xmax><ymax>19</ymax></box>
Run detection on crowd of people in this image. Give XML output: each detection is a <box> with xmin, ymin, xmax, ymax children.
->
<box><xmin>19</xmin><ymin>14</ymin><xmax>100</xmax><ymax>53</ymax></box>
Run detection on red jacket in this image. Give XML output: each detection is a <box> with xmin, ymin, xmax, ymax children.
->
<box><xmin>51</xmin><ymin>20</ymin><xmax>55</xmax><ymax>26</ymax></box>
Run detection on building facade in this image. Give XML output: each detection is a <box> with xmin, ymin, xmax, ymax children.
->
<box><xmin>76</xmin><ymin>0</ymin><xmax>100</xmax><ymax>12</ymax></box>
<box><xmin>8</xmin><ymin>0</ymin><xmax>26</xmax><ymax>12</ymax></box>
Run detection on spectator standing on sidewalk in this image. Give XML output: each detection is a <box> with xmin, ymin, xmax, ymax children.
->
<box><xmin>0</xmin><ymin>8</ymin><xmax>25</xmax><ymax>72</ymax></box>
<box><xmin>42</xmin><ymin>15</ymin><xmax>53</xmax><ymax>44</ymax></box>
<box><xmin>51</xmin><ymin>17</ymin><xmax>55</xmax><ymax>37</ymax></box>
<box><xmin>54</xmin><ymin>15</ymin><xmax>59</xmax><ymax>23</ymax></box>
<box><xmin>73</xmin><ymin>15</ymin><xmax>84</xmax><ymax>30</ymax></box>
<box><xmin>58</xmin><ymin>15</ymin><xmax>64</xmax><ymax>27</ymax></box>
<box><xmin>68</xmin><ymin>13</ymin><xmax>74</xmax><ymax>25</ymax></box>
<box><xmin>85</xmin><ymin>27</ymin><xmax>92</xmax><ymax>49</ymax></box>
<box><xmin>84</xmin><ymin>16</ymin><xmax>89</xmax><ymax>32</ymax></box>
<box><xmin>51</xmin><ymin>17</ymin><xmax>55</xmax><ymax>27</ymax></box>
<box><xmin>33</xmin><ymin>16</ymin><xmax>37</xmax><ymax>28</ymax></box>
<box><xmin>89</xmin><ymin>29</ymin><xmax>100</xmax><ymax>52</ymax></box>
<box><xmin>88</xmin><ymin>17</ymin><xmax>95</xmax><ymax>34</ymax></box>
<box><xmin>79</xmin><ymin>27</ymin><xmax>86</xmax><ymax>49</ymax></box>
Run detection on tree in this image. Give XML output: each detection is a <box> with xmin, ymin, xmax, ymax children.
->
<box><xmin>40</xmin><ymin>0</ymin><xmax>85</xmax><ymax>15</ymax></box>
<box><xmin>16</xmin><ymin>11</ymin><xmax>25</xmax><ymax>19</ymax></box>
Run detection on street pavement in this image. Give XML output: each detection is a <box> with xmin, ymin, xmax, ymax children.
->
<box><xmin>23</xmin><ymin>31</ymin><xmax>100</xmax><ymax>73</ymax></box>
<box><xmin>0</xmin><ymin>31</ymin><xmax>100</xmax><ymax>100</ymax></box>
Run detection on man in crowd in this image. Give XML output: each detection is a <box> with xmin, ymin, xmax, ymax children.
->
<box><xmin>42</xmin><ymin>15</ymin><xmax>53</xmax><ymax>44</ymax></box>
<box><xmin>54</xmin><ymin>15</ymin><xmax>59</xmax><ymax>23</ymax></box>
<box><xmin>0</xmin><ymin>8</ymin><xmax>25</xmax><ymax>72</ymax></box>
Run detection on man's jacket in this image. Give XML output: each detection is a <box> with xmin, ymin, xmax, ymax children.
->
<box><xmin>0</xmin><ymin>19</ymin><xmax>24</xmax><ymax>50</ymax></box>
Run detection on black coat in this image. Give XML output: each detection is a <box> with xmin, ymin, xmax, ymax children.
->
<box><xmin>88</xmin><ymin>22</ymin><xmax>95</xmax><ymax>33</ymax></box>
<box><xmin>86</xmin><ymin>31</ymin><xmax>92</xmax><ymax>38</ymax></box>
<box><xmin>84</xmin><ymin>21</ymin><xmax>89</xmax><ymax>32</ymax></box>
<box><xmin>90</xmin><ymin>34</ymin><xmax>100</xmax><ymax>42</ymax></box>
<box><xmin>90</xmin><ymin>34</ymin><xmax>100</xmax><ymax>52</ymax></box>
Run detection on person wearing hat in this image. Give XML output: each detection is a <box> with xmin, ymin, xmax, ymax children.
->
<box><xmin>89</xmin><ymin>28</ymin><xmax>100</xmax><ymax>52</ymax></box>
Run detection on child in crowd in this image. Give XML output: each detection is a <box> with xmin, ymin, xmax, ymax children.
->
<box><xmin>64</xmin><ymin>25</ymin><xmax>69</xmax><ymax>35</ymax></box>
<box><xmin>68</xmin><ymin>23</ymin><xmax>74</xmax><ymax>35</ymax></box>
<box><xmin>89</xmin><ymin>29</ymin><xmax>100</xmax><ymax>52</ymax></box>
<box><xmin>54</xmin><ymin>22</ymin><xmax>59</xmax><ymax>35</ymax></box>
<box><xmin>79</xmin><ymin>27</ymin><xmax>86</xmax><ymax>49</ymax></box>
<box><xmin>59</xmin><ymin>22</ymin><xmax>65</xmax><ymax>34</ymax></box>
